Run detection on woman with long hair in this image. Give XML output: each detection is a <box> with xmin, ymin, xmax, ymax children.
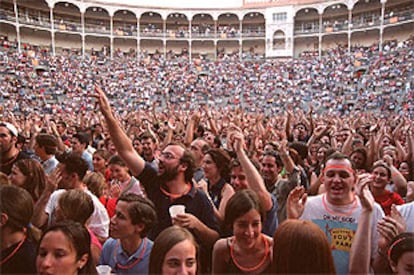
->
<box><xmin>36</xmin><ymin>221</ymin><xmax>97</xmax><ymax>275</ymax></box>
<box><xmin>200</xmin><ymin>148</ymin><xmax>235</xmax><ymax>222</ymax></box>
<box><xmin>1</xmin><ymin>185</ymin><xmax>41</xmax><ymax>273</ymax></box>
<box><xmin>149</xmin><ymin>226</ymin><xmax>199</xmax><ymax>274</ymax></box>
<box><xmin>9</xmin><ymin>159</ymin><xmax>46</xmax><ymax>202</ymax></box>
<box><xmin>212</xmin><ymin>189</ymin><xmax>272</xmax><ymax>274</ymax></box>
<box><xmin>271</xmin><ymin>219</ymin><xmax>335</xmax><ymax>274</ymax></box>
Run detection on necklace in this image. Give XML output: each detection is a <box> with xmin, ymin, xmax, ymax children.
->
<box><xmin>113</xmin><ymin>238</ymin><xmax>147</xmax><ymax>270</ymax></box>
<box><xmin>0</xmin><ymin>151</ymin><xmax>19</xmax><ymax>167</ymax></box>
<box><xmin>322</xmin><ymin>193</ymin><xmax>358</xmax><ymax>216</ymax></box>
<box><xmin>0</xmin><ymin>236</ymin><xmax>26</xmax><ymax>266</ymax></box>
<box><xmin>160</xmin><ymin>183</ymin><xmax>192</xmax><ymax>200</ymax></box>
<box><xmin>230</xmin><ymin>234</ymin><xmax>269</xmax><ymax>272</ymax></box>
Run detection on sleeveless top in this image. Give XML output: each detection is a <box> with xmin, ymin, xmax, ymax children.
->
<box><xmin>225</xmin><ymin>236</ymin><xmax>272</xmax><ymax>274</ymax></box>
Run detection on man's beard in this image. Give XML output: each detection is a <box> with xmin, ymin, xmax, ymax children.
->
<box><xmin>158</xmin><ymin>163</ymin><xmax>180</xmax><ymax>183</ymax></box>
<box><xmin>0</xmin><ymin>141</ymin><xmax>13</xmax><ymax>157</ymax></box>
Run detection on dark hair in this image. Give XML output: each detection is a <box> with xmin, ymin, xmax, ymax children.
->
<box><xmin>149</xmin><ymin>226</ymin><xmax>199</xmax><ymax>274</ymax></box>
<box><xmin>139</xmin><ymin>132</ymin><xmax>156</xmax><ymax>143</ymax></box>
<box><xmin>262</xmin><ymin>150</ymin><xmax>283</xmax><ymax>168</ymax></box>
<box><xmin>108</xmin><ymin>155</ymin><xmax>127</xmax><ymax>167</ymax></box>
<box><xmin>117</xmin><ymin>193</ymin><xmax>157</xmax><ymax>237</ymax></box>
<box><xmin>37</xmin><ymin>221</ymin><xmax>97</xmax><ymax>274</ymax></box>
<box><xmin>12</xmin><ymin>159</ymin><xmax>46</xmax><ymax>202</ymax></box>
<box><xmin>205</xmin><ymin>148</ymin><xmax>231</xmax><ymax>181</ymax></box>
<box><xmin>93</xmin><ymin>149</ymin><xmax>111</xmax><ymax>161</ymax></box>
<box><xmin>35</xmin><ymin>134</ymin><xmax>58</xmax><ymax>155</ymax></box>
<box><xmin>350</xmin><ymin>148</ymin><xmax>368</xmax><ymax>165</ymax></box>
<box><xmin>223</xmin><ymin>189</ymin><xmax>266</xmax><ymax>234</ymax></box>
<box><xmin>388</xmin><ymin>232</ymin><xmax>414</xmax><ymax>265</ymax></box>
<box><xmin>0</xmin><ymin>185</ymin><xmax>41</xmax><ymax>242</ymax></box>
<box><xmin>73</xmin><ymin>132</ymin><xmax>90</xmax><ymax>146</ymax></box>
<box><xmin>289</xmin><ymin>141</ymin><xmax>308</xmax><ymax>161</ymax></box>
<box><xmin>58</xmin><ymin>189</ymin><xmax>94</xmax><ymax>225</ymax></box>
<box><xmin>230</xmin><ymin>158</ymin><xmax>261</xmax><ymax>172</ymax></box>
<box><xmin>57</xmin><ymin>121</ymin><xmax>67</xmax><ymax>128</ymax></box>
<box><xmin>272</xmin><ymin>219</ymin><xmax>335</xmax><ymax>274</ymax></box>
<box><xmin>59</xmin><ymin>153</ymin><xmax>89</xmax><ymax>180</ymax></box>
<box><xmin>372</xmin><ymin>162</ymin><xmax>392</xmax><ymax>179</ymax></box>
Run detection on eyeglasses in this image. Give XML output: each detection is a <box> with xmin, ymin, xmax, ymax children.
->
<box><xmin>160</xmin><ymin>152</ymin><xmax>179</xmax><ymax>160</ymax></box>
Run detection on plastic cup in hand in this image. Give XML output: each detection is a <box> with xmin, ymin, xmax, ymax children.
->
<box><xmin>169</xmin><ymin>205</ymin><xmax>185</xmax><ymax>219</ymax></box>
<box><xmin>96</xmin><ymin>265</ymin><xmax>112</xmax><ymax>275</ymax></box>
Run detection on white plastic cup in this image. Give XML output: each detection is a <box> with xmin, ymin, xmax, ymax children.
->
<box><xmin>96</xmin><ymin>265</ymin><xmax>112</xmax><ymax>275</ymax></box>
<box><xmin>169</xmin><ymin>205</ymin><xmax>186</xmax><ymax>218</ymax></box>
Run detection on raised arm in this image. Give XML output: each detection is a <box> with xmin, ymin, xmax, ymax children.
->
<box><xmin>230</xmin><ymin>129</ymin><xmax>273</xmax><ymax>211</ymax></box>
<box><xmin>349</xmin><ymin>174</ymin><xmax>374</xmax><ymax>274</ymax></box>
<box><xmin>93</xmin><ymin>84</ymin><xmax>145</xmax><ymax>176</ymax></box>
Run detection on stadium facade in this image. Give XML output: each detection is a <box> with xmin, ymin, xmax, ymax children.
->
<box><xmin>0</xmin><ymin>0</ymin><xmax>413</xmax><ymax>59</ymax></box>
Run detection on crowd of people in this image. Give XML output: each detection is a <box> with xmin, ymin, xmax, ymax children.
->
<box><xmin>1</xmin><ymin>34</ymin><xmax>414</xmax><ymax>274</ymax></box>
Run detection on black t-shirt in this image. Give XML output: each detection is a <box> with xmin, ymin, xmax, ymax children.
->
<box><xmin>1</xmin><ymin>238</ymin><xmax>37</xmax><ymax>274</ymax></box>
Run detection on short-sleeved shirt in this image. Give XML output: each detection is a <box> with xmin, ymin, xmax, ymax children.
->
<box><xmin>374</xmin><ymin>190</ymin><xmax>404</xmax><ymax>215</ymax></box>
<box><xmin>99</xmin><ymin>237</ymin><xmax>153</xmax><ymax>274</ymax></box>
<box><xmin>45</xmin><ymin>189</ymin><xmax>110</xmax><ymax>238</ymax></box>
<box><xmin>137</xmin><ymin>163</ymin><xmax>219</xmax><ymax>273</ymax></box>
<box><xmin>137</xmin><ymin>163</ymin><xmax>219</xmax><ymax>239</ymax></box>
<box><xmin>301</xmin><ymin>194</ymin><xmax>384</xmax><ymax>274</ymax></box>
<box><xmin>0</xmin><ymin>238</ymin><xmax>37</xmax><ymax>274</ymax></box>
<box><xmin>42</xmin><ymin>156</ymin><xmax>59</xmax><ymax>175</ymax></box>
<box><xmin>263</xmin><ymin>194</ymin><xmax>278</xmax><ymax>237</ymax></box>
<box><xmin>397</xmin><ymin>202</ymin><xmax>414</xmax><ymax>232</ymax></box>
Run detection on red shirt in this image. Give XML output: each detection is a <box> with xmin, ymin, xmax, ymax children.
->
<box><xmin>374</xmin><ymin>190</ymin><xmax>404</xmax><ymax>215</ymax></box>
<box><xmin>99</xmin><ymin>196</ymin><xmax>117</xmax><ymax>218</ymax></box>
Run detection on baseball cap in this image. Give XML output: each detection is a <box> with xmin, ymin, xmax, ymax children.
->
<box><xmin>0</xmin><ymin>122</ymin><xmax>18</xmax><ymax>137</ymax></box>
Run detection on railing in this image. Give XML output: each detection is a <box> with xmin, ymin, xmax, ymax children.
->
<box><xmin>1</xmin><ymin>6</ymin><xmax>413</xmax><ymax>39</ymax></box>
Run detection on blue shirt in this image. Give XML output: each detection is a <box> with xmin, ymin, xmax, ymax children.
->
<box><xmin>99</xmin><ymin>237</ymin><xmax>153</xmax><ymax>274</ymax></box>
<box><xmin>263</xmin><ymin>194</ymin><xmax>278</xmax><ymax>237</ymax></box>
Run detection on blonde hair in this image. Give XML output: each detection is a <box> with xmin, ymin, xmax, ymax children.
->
<box><xmin>83</xmin><ymin>172</ymin><xmax>106</xmax><ymax>197</ymax></box>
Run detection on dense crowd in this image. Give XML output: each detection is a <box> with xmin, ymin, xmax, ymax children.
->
<box><xmin>1</xmin><ymin>34</ymin><xmax>414</xmax><ymax>275</ymax></box>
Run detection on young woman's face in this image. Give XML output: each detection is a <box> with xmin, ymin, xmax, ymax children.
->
<box><xmin>162</xmin><ymin>239</ymin><xmax>197</xmax><ymax>275</ymax></box>
<box><xmin>109</xmin><ymin>164</ymin><xmax>129</xmax><ymax>182</ymax></box>
<box><xmin>391</xmin><ymin>251</ymin><xmax>414</xmax><ymax>275</ymax></box>
<box><xmin>371</xmin><ymin>166</ymin><xmax>390</xmax><ymax>190</ymax></box>
<box><xmin>202</xmin><ymin>154</ymin><xmax>219</xmax><ymax>181</ymax></box>
<box><xmin>9</xmin><ymin>165</ymin><xmax>26</xmax><ymax>187</ymax></box>
<box><xmin>37</xmin><ymin>231</ymin><xmax>87</xmax><ymax>275</ymax></box>
<box><xmin>92</xmin><ymin>153</ymin><xmax>106</xmax><ymax>172</ymax></box>
<box><xmin>233</xmin><ymin>209</ymin><xmax>262</xmax><ymax>249</ymax></box>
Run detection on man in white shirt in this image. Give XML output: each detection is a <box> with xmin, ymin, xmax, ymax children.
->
<box><xmin>32</xmin><ymin>153</ymin><xmax>109</xmax><ymax>239</ymax></box>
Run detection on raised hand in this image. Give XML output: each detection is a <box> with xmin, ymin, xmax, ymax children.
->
<box><xmin>287</xmin><ymin>186</ymin><xmax>308</xmax><ymax>219</ymax></box>
<box><xmin>93</xmin><ymin>84</ymin><xmax>113</xmax><ymax>118</ymax></box>
<box><xmin>356</xmin><ymin>173</ymin><xmax>374</xmax><ymax>212</ymax></box>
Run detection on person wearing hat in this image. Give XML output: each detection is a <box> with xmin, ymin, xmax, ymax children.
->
<box><xmin>34</xmin><ymin>134</ymin><xmax>59</xmax><ymax>175</ymax></box>
<box><xmin>0</xmin><ymin>122</ymin><xmax>30</xmax><ymax>175</ymax></box>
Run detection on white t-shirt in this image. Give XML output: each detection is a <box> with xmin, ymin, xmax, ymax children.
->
<box><xmin>45</xmin><ymin>188</ymin><xmax>110</xmax><ymax>238</ymax></box>
<box><xmin>301</xmin><ymin>194</ymin><xmax>384</xmax><ymax>274</ymax></box>
<box><xmin>397</xmin><ymin>202</ymin><xmax>414</xmax><ymax>232</ymax></box>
